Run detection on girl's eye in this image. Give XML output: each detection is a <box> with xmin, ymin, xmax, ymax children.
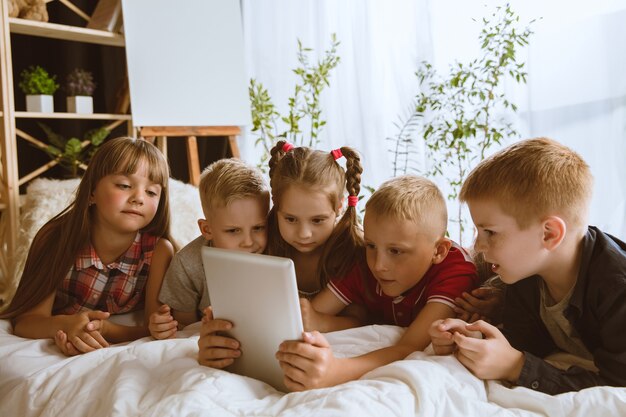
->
<box><xmin>312</xmin><ymin>218</ymin><xmax>326</xmax><ymax>225</ymax></box>
<box><xmin>365</xmin><ymin>243</ymin><xmax>376</xmax><ymax>250</ymax></box>
<box><xmin>146</xmin><ymin>190</ymin><xmax>159</xmax><ymax>197</ymax></box>
<box><xmin>225</xmin><ymin>229</ymin><xmax>240</xmax><ymax>234</ymax></box>
<box><xmin>389</xmin><ymin>248</ymin><xmax>402</xmax><ymax>256</ymax></box>
<box><xmin>284</xmin><ymin>216</ymin><xmax>296</xmax><ymax>223</ymax></box>
<box><xmin>117</xmin><ymin>183</ymin><xmax>130</xmax><ymax>189</ymax></box>
<box><xmin>484</xmin><ymin>229</ymin><xmax>495</xmax><ymax>237</ymax></box>
<box><xmin>253</xmin><ymin>225</ymin><xmax>266</xmax><ymax>232</ymax></box>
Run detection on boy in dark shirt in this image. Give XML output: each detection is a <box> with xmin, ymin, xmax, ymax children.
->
<box><xmin>429</xmin><ymin>137</ymin><xmax>626</xmax><ymax>394</ymax></box>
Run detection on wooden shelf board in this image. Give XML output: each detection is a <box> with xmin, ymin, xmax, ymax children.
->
<box><xmin>9</xmin><ymin>17</ymin><xmax>124</xmax><ymax>47</ymax></box>
<box><xmin>16</xmin><ymin>111</ymin><xmax>131</xmax><ymax>120</ymax></box>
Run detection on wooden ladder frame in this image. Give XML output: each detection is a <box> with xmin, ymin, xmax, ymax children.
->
<box><xmin>139</xmin><ymin>126</ymin><xmax>241</xmax><ymax>186</ymax></box>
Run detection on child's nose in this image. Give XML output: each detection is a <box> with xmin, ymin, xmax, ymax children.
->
<box><xmin>372</xmin><ymin>253</ymin><xmax>387</xmax><ymax>272</ymax></box>
<box><xmin>240</xmin><ymin>231</ymin><xmax>253</xmax><ymax>247</ymax></box>
<box><xmin>474</xmin><ymin>235</ymin><xmax>486</xmax><ymax>253</ymax></box>
<box><xmin>130</xmin><ymin>191</ymin><xmax>144</xmax><ymax>205</ymax></box>
<box><xmin>297</xmin><ymin>224</ymin><xmax>312</xmax><ymax>239</ymax></box>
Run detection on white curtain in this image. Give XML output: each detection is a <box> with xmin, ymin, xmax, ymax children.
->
<box><xmin>429</xmin><ymin>0</ymin><xmax>626</xmax><ymax>242</ymax></box>
<box><xmin>240</xmin><ymin>0</ymin><xmax>626</xmax><ymax>241</ymax></box>
<box><xmin>240</xmin><ymin>0</ymin><xmax>432</xmax><ymax>192</ymax></box>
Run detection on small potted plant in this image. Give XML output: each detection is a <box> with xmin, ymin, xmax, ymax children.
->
<box><xmin>65</xmin><ymin>68</ymin><xmax>96</xmax><ymax>114</ymax></box>
<box><xmin>18</xmin><ymin>65</ymin><xmax>59</xmax><ymax>113</ymax></box>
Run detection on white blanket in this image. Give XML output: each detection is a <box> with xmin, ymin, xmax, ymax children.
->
<box><xmin>0</xmin><ymin>320</ymin><xmax>624</xmax><ymax>417</ymax></box>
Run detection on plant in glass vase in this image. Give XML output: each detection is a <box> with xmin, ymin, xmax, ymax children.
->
<box><xmin>65</xmin><ymin>68</ymin><xmax>96</xmax><ymax>114</ymax></box>
<box><xmin>18</xmin><ymin>65</ymin><xmax>59</xmax><ymax>113</ymax></box>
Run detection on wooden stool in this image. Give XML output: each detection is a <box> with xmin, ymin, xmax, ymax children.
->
<box><xmin>139</xmin><ymin>126</ymin><xmax>241</xmax><ymax>186</ymax></box>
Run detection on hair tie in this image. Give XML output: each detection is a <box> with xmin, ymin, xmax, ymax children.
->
<box><xmin>347</xmin><ymin>195</ymin><xmax>358</xmax><ymax>207</ymax></box>
<box><xmin>282</xmin><ymin>142</ymin><xmax>294</xmax><ymax>152</ymax></box>
<box><xmin>330</xmin><ymin>148</ymin><xmax>343</xmax><ymax>160</ymax></box>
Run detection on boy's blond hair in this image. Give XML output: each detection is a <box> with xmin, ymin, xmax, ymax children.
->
<box><xmin>366</xmin><ymin>175</ymin><xmax>448</xmax><ymax>239</ymax></box>
<box><xmin>198</xmin><ymin>158</ymin><xmax>269</xmax><ymax>218</ymax></box>
<box><xmin>459</xmin><ymin>137</ymin><xmax>593</xmax><ymax>230</ymax></box>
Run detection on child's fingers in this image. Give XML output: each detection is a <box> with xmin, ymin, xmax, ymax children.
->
<box><xmin>454</xmin><ymin>296</ymin><xmax>479</xmax><ymax>313</ymax></box>
<box><xmin>154</xmin><ymin>326</ymin><xmax>177</xmax><ymax>340</ymax></box>
<box><xmin>65</xmin><ymin>342</ymin><xmax>81</xmax><ymax>356</ymax></box>
<box><xmin>278</xmin><ymin>359</ymin><xmax>308</xmax><ymax>387</ymax></box>
<box><xmin>200</xmin><ymin>319</ymin><xmax>233</xmax><ymax>336</ymax></box>
<box><xmin>90</xmin><ymin>330</ymin><xmax>109</xmax><ymax>348</ymax></box>
<box><xmin>86</xmin><ymin>319</ymin><xmax>104</xmax><ymax>332</ymax></box>
<box><xmin>198</xmin><ymin>334</ymin><xmax>240</xmax><ymax>351</ymax></box>
<box><xmin>151</xmin><ymin>313</ymin><xmax>175</xmax><ymax>324</ymax></box>
<box><xmin>199</xmin><ymin>356</ymin><xmax>235</xmax><ymax>369</ymax></box>
<box><xmin>452</xmin><ymin>331</ymin><xmax>484</xmax><ymax>355</ymax></box>
<box><xmin>55</xmin><ymin>330</ymin><xmax>69</xmax><ymax>355</ymax></box>
<box><xmin>153</xmin><ymin>320</ymin><xmax>178</xmax><ymax>332</ymax></box>
<box><xmin>158</xmin><ymin>304</ymin><xmax>171</xmax><ymax>314</ymax></box>
<box><xmin>202</xmin><ymin>306</ymin><xmax>213</xmax><ymax>321</ymax></box>
<box><xmin>472</xmin><ymin>287</ymin><xmax>499</xmax><ymax>299</ymax></box>
<box><xmin>302</xmin><ymin>331</ymin><xmax>330</xmax><ymax>348</ymax></box>
<box><xmin>435</xmin><ymin>317</ymin><xmax>469</xmax><ymax>332</ymax></box>
<box><xmin>70</xmin><ymin>336</ymin><xmax>96</xmax><ymax>353</ymax></box>
<box><xmin>453</xmin><ymin>307</ymin><xmax>471</xmax><ymax>321</ymax></box>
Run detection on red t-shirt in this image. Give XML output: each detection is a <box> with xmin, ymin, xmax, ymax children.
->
<box><xmin>328</xmin><ymin>246</ymin><xmax>478</xmax><ymax>327</ymax></box>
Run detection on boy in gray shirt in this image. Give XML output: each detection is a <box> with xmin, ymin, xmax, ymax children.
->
<box><xmin>149</xmin><ymin>158</ymin><xmax>269</xmax><ymax>339</ymax></box>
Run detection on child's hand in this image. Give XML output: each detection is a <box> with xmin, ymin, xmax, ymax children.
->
<box><xmin>429</xmin><ymin>318</ymin><xmax>481</xmax><ymax>355</ymax></box>
<box><xmin>61</xmin><ymin>310</ymin><xmax>110</xmax><ymax>355</ymax></box>
<box><xmin>197</xmin><ymin>307</ymin><xmax>240</xmax><ymax>369</ymax></box>
<box><xmin>300</xmin><ymin>298</ymin><xmax>326</xmax><ymax>332</ymax></box>
<box><xmin>453</xmin><ymin>320</ymin><xmax>524</xmax><ymax>382</ymax></box>
<box><xmin>54</xmin><ymin>330</ymin><xmax>81</xmax><ymax>356</ymax></box>
<box><xmin>454</xmin><ymin>287</ymin><xmax>504</xmax><ymax>324</ymax></box>
<box><xmin>149</xmin><ymin>304</ymin><xmax>178</xmax><ymax>340</ymax></box>
<box><xmin>276</xmin><ymin>331</ymin><xmax>339</xmax><ymax>391</ymax></box>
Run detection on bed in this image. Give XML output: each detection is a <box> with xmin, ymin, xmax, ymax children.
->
<box><xmin>1</xmin><ymin>179</ymin><xmax>625</xmax><ymax>416</ymax></box>
<box><xmin>1</xmin><ymin>320</ymin><xmax>625</xmax><ymax>417</ymax></box>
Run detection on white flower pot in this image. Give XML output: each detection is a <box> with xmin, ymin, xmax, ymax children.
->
<box><xmin>67</xmin><ymin>96</ymin><xmax>93</xmax><ymax>114</ymax></box>
<box><xmin>26</xmin><ymin>95</ymin><xmax>54</xmax><ymax>113</ymax></box>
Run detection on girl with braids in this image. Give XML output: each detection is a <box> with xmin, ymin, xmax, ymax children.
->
<box><xmin>0</xmin><ymin>137</ymin><xmax>175</xmax><ymax>356</ymax></box>
<box><xmin>197</xmin><ymin>140</ymin><xmax>366</xmax><ymax>370</ymax></box>
<box><xmin>267</xmin><ymin>140</ymin><xmax>364</xmax><ymax>299</ymax></box>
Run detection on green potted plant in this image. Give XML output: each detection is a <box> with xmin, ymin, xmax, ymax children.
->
<box><xmin>65</xmin><ymin>68</ymin><xmax>96</xmax><ymax>114</ymax></box>
<box><xmin>18</xmin><ymin>65</ymin><xmax>59</xmax><ymax>113</ymax></box>
<box><xmin>36</xmin><ymin>123</ymin><xmax>110</xmax><ymax>177</ymax></box>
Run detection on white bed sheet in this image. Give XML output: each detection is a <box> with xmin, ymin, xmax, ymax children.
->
<box><xmin>0</xmin><ymin>320</ymin><xmax>624</xmax><ymax>417</ymax></box>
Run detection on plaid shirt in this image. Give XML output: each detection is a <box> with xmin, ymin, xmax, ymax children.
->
<box><xmin>53</xmin><ymin>232</ymin><xmax>159</xmax><ymax>315</ymax></box>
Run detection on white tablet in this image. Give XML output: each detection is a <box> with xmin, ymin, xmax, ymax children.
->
<box><xmin>201</xmin><ymin>246</ymin><xmax>303</xmax><ymax>392</ymax></box>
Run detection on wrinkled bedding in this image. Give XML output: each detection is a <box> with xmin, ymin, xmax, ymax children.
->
<box><xmin>1</xmin><ymin>320</ymin><xmax>624</xmax><ymax>417</ymax></box>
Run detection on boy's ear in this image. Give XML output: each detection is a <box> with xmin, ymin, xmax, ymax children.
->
<box><xmin>542</xmin><ymin>216</ymin><xmax>566</xmax><ymax>250</ymax></box>
<box><xmin>198</xmin><ymin>219</ymin><xmax>213</xmax><ymax>240</ymax></box>
<box><xmin>432</xmin><ymin>237</ymin><xmax>452</xmax><ymax>264</ymax></box>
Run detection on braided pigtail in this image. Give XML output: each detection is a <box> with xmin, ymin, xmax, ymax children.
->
<box><xmin>317</xmin><ymin>146</ymin><xmax>365</xmax><ymax>287</ymax></box>
<box><xmin>267</xmin><ymin>140</ymin><xmax>293</xmax><ymax>257</ymax></box>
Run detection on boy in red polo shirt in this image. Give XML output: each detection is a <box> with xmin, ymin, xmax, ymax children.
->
<box><xmin>276</xmin><ymin>175</ymin><xmax>478</xmax><ymax>390</ymax></box>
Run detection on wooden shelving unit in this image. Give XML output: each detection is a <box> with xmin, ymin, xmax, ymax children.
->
<box><xmin>0</xmin><ymin>1</ymin><xmax>131</xmax><ymax>281</ymax></box>
<box><xmin>9</xmin><ymin>17</ymin><xmax>124</xmax><ymax>46</ymax></box>
<box><xmin>15</xmin><ymin>112</ymin><xmax>131</xmax><ymax>120</ymax></box>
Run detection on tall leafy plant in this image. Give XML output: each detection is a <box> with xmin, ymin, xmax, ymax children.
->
<box><xmin>249</xmin><ymin>34</ymin><xmax>341</xmax><ymax>170</ymax></box>
<box><xmin>388</xmin><ymin>5</ymin><xmax>534</xmax><ymax>241</ymax></box>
